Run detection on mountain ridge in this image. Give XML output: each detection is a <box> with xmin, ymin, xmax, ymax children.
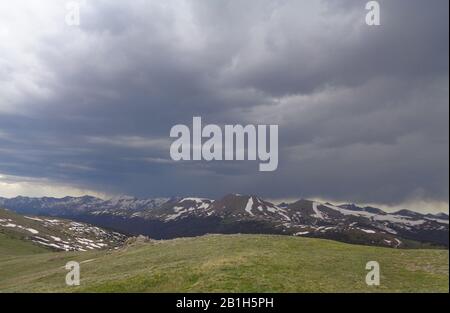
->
<box><xmin>1</xmin><ymin>194</ymin><xmax>447</xmax><ymax>216</ymax></box>
<box><xmin>0</xmin><ymin>194</ymin><xmax>448</xmax><ymax>248</ymax></box>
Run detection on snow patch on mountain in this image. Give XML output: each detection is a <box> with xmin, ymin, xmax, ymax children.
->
<box><xmin>245</xmin><ymin>197</ymin><xmax>255</xmax><ymax>216</ymax></box>
<box><xmin>321</xmin><ymin>203</ymin><xmax>428</xmax><ymax>226</ymax></box>
<box><xmin>294</xmin><ymin>231</ymin><xmax>310</xmax><ymax>236</ymax></box>
<box><xmin>181</xmin><ymin>197</ymin><xmax>210</xmax><ymax>204</ymax></box>
<box><xmin>425</xmin><ymin>217</ymin><xmax>449</xmax><ymax>225</ymax></box>
<box><xmin>0</xmin><ymin>209</ymin><xmax>127</xmax><ymax>251</ymax></box>
<box><xmin>312</xmin><ymin>202</ymin><xmax>324</xmax><ymax>219</ymax></box>
<box><xmin>358</xmin><ymin>228</ymin><xmax>376</xmax><ymax>234</ymax></box>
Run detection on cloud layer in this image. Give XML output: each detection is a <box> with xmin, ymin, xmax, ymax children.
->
<box><xmin>0</xmin><ymin>0</ymin><xmax>448</xmax><ymax>211</ymax></box>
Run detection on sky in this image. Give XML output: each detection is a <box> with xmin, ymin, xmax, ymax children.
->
<box><xmin>0</xmin><ymin>0</ymin><xmax>448</xmax><ymax>213</ymax></box>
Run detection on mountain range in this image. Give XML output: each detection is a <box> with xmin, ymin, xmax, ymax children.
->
<box><xmin>0</xmin><ymin>194</ymin><xmax>448</xmax><ymax>248</ymax></box>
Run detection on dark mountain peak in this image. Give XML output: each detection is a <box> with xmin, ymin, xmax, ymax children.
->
<box><xmin>61</xmin><ymin>196</ymin><xmax>76</xmax><ymax>200</ymax></box>
<box><xmin>362</xmin><ymin>206</ymin><xmax>386</xmax><ymax>215</ymax></box>
<box><xmin>222</xmin><ymin>193</ymin><xmax>250</xmax><ymax>199</ymax></box>
<box><xmin>426</xmin><ymin>212</ymin><xmax>449</xmax><ymax>220</ymax></box>
<box><xmin>340</xmin><ymin>204</ymin><xmax>386</xmax><ymax>215</ymax></box>
<box><xmin>339</xmin><ymin>204</ymin><xmax>363</xmax><ymax>211</ymax></box>
<box><xmin>212</xmin><ymin>194</ymin><xmax>250</xmax><ymax>209</ymax></box>
<box><xmin>288</xmin><ymin>199</ymin><xmax>313</xmax><ymax>208</ymax></box>
<box><xmin>285</xmin><ymin>199</ymin><xmax>314</xmax><ymax>216</ymax></box>
<box><xmin>209</xmin><ymin>194</ymin><xmax>287</xmax><ymax>219</ymax></box>
<box><xmin>106</xmin><ymin>195</ymin><xmax>137</xmax><ymax>202</ymax></box>
<box><xmin>435</xmin><ymin>213</ymin><xmax>449</xmax><ymax>219</ymax></box>
<box><xmin>394</xmin><ymin>209</ymin><xmax>425</xmax><ymax>218</ymax></box>
<box><xmin>13</xmin><ymin>195</ymin><xmax>30</xmax><ymax>201</ymax></box>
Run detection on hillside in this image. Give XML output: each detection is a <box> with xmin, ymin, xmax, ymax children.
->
<box><xmin>0</xmin><ymin>234</ymin><xmax>448</xmax><ymax>292</ymax></box>
<box><xmin>0</xmin><ymin>208</ymin><xmax>126</xmax><ymax>251</ymax></box>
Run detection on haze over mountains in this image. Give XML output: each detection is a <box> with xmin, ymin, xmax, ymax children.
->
<box><xmin>1</xmin><ymin>194</ymin><xmax>448</xmax><ymax>249</ymax></box>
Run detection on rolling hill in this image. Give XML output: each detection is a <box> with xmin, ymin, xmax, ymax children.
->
<box><xmin>0</xmin><ymin>233</ymin><xmax>448</xmax><ymax>292</ymax></box>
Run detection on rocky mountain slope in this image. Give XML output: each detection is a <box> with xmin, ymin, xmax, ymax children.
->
<box><xmin>1</xmin><ymin>194</ymin><xmax>448</xmax><ymax>248</ymax></box>
<box><xmin>0</xmin><ymin>208</ymin><xmax>126</xmax><ymax>251</ymax></box>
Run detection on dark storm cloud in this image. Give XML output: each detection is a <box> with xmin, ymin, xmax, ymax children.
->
<box><xmin>0</xmin><ymin>0</ymin><xmax>448</xmax><ymax>210</ymax></box>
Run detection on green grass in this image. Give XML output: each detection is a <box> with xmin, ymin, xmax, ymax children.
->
<box><xmin>0</xmin><ymin>233</ymin><xmax>49</xmax><ymax>258</ymax></box>
<box><xmin>0</xmin><ymin>234</ymin><xmax>448</xmax><ymax>292</ymax></box>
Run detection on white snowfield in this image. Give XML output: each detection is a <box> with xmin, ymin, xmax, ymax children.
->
<box><xmin>0</xmin><ymin>220</ymin><xmax>39</xmax><ymax>235</ymax></box>
<box><xmin>238</xmin><ymin>197</ymin><xmax>292</xmax><ymax>221</ymax></box>
<box><xmin>164</xmin><ymin>198</ymin><xmax>214</xmax><ymax>221</ymax></box>
<box><xmin>358</xmin><ymin>228</ymin><xmax>376</xmax><ymax>234</ymax></box>
<box><xmin>181</xmin><ymin>197</ymin><xmax>211</xmax><ymax>204</ymax></box>
<box><xmin>317</xmin><ymin>202</ymin><xmax>437</xmax><ymax>226</ymax></box>
<box><xmin>294</xmin><ymin>231</ymin><xmax>310</xmax><ymax>236</ymax></box>
<box><xmin>244</xmin><ymin>197</ymin><xmax>255</xmax><ymax>216</ymax></box>
<box><xmin>312</xmin><ymin>202</ymin><xmax>325</xmax><ymax>219</ymax></box>
<box><xmin>165</xmin><ymin>208</ymin><xmax>190</xmax><ymax>221</ymax></box>
<box><xmin>271</xmin><ymin>206</ymin><xmax>291</xmax><ymax>221</ymax></box>
<box><xmin>197</xmin><ymin>201</ymin><xmax>211</xmax><ymax>210</ymax></box>
<box><xmin>24</xmin><ymin>216</ymin><xmax>44</xmax><ymax>222</ymax></box>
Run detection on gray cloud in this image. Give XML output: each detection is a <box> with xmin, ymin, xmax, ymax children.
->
<box><xmin>0</xmin><ymin>0</ymin><xmax>448</xmax><ymax>211</ymax></box>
